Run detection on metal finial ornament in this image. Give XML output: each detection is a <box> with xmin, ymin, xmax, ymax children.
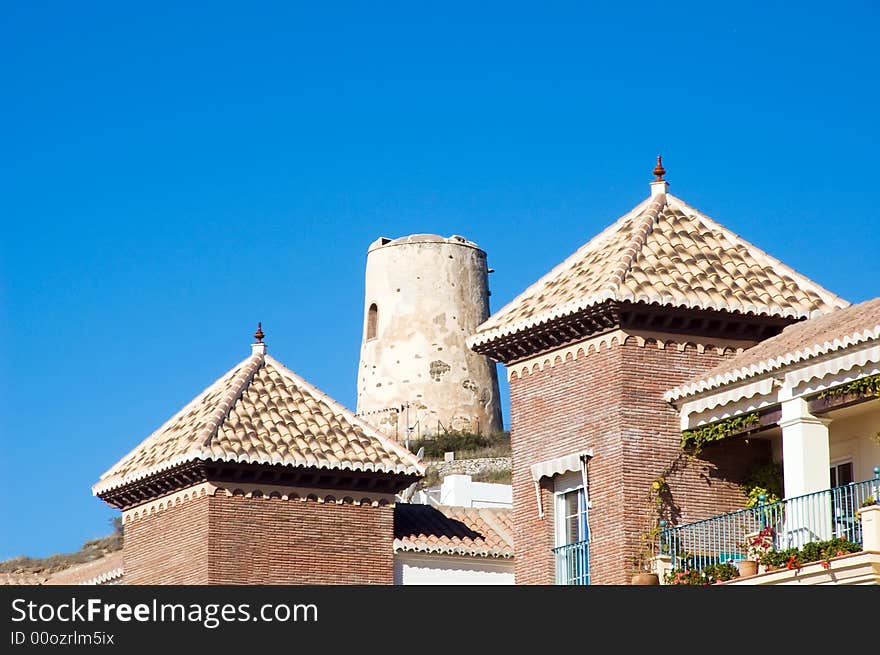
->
<box><xmin>653</xmin><ymin>155</ymin><xmax>666</xmax><ymax>181</ymax></box>
<box><xmin>254</xmin><ymin>322</ymin><xmax>265</xmax><ymax>343</ymax></box>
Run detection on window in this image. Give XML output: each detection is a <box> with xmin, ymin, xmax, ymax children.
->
<box><xmin>366</xmin><ymin>303</ymin><xmax>378</xmax><ymax>340</ymax></box>
<box><xmin>553</xmin><ymin>470</ymin><xmax>590</xmax><ymax>585</ymax></box>
<box><xmin>830</xmin><ymin>460</ymin><xmax>858</xmax><ymax>542</ymax></box>
<box><xmin>830</xmin><ymin>460</ymin><xmax>854</xmax><ymax>488</ymax></box>
<box><xmin>554</xmin><ymin>471</ymin><xmax>589</xmax><ymax>547</ymax></box>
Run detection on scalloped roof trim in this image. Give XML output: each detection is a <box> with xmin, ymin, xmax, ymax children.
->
<box><xmin>665</xmin><ymin>324</ymin><xmax>880</xmax><ymax>402</ymax></box>
<box><xmin>392</xmin><ymin>540</ymin><xmax>513</xmax><ymax>559</ymax></box>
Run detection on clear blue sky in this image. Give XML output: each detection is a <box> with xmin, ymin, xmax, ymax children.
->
<box><xmin>1</xmin><ymin>2</ymin><xmax>878</xmax><ymax>560</ymax></box>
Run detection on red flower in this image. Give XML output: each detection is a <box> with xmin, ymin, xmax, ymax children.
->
<box><xmin>786</xmin><ymin>555</ymin><xmax>800</xmax><ymax>571</ymax></box>
<box><xmin>836</xmin><ymin>550</ymin><xmax>844</xmax><ymax>557</ymax></box>
<box><xmin>821</xmin><ymin>560</ymin><xmax>830</xmax><ymax>569</ymax></box>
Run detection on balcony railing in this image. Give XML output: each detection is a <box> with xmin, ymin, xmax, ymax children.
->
<box><xmin>553</xmin><ymin>539</ymin><xmax>590</xmax><ymax>585</ymax></box>
<box><xmin>660</xmin><ymin>474</ymin><xmax>880</xmax><ymax>571</ymax></box>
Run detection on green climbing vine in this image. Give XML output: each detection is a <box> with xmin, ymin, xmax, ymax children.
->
<box><xmin>633</xmin><ymin>475</ymin><xmax>671</xmax><ymax>573</ymax></box>
<box><xmin>740</xmin><ymin>460</ymin><xmax>783</xmax><ymax>508</ymax></box>
<box><xmin>816</xmin><ymin>373</ymin><xmax>880</xmax><ymax>401</ymax></box>
<box><xmin>681</xmin><ymin>412</ymin><xmax>760</xmax><ymax>454</ymax></box>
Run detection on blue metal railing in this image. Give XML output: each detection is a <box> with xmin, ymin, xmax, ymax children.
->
<box><xmin>660</xmin><ymin>473</ymin><xmax>880</xmax><ymax>572</ymax></box>
<box><xmin>553</xmin><ymin>539</ymin><xmax>590</xmax><ymax>585</ymax></box>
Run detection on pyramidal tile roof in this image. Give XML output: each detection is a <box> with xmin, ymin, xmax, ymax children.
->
<box><xmin>468</xmin><ymin>183</ymin><xmax>848</xmax><ymax>350</ymax></box>
<box><xmin>93</xmin><ymin>346</ymin><xmax>425</xmax><ymax>495</ymax></box>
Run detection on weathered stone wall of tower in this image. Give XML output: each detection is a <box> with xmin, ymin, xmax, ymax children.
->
<box><xmin>356</xmin><ymin>234</ymin><xmax>503</xmax><ymax>440</ymax></box>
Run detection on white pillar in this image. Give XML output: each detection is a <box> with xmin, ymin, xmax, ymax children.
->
<box><xmin>652</xmin><ymin>554</ymin><xmax>672</xmax><ymax>584</ymax></box>
<box><xmin>779</xmin><ymin>397</ymin><xmax>831</xmax><ymax>498</ymax></box>
<box><xmin>858</xmin><ymin>505</ymin><xmax>880</xmax><ymax>552</ymax></box>
<box><xmin>778</xmin><ymin>397</ymin><xmax>832</xmax><ymax>546</ymax></box>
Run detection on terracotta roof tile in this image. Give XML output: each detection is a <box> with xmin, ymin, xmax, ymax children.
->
<box><xmin>469</xmin><ymin>192</ymin><xmax>847</xmax><ymax>349</ymax></box>
<box><xmin>45</xmin><ymin>552</ymin><xmax>124</xmax><ymax>585</ymax></box>
<box><xmin>393</xmin><ymin>504</ymin><xmax>514</xmax><ymax>558</ymax></box>
<box><xmin>666</xmin><ymin>297</ymin><xmax>880</xmax><ymax>401</ymax></box>
<box><xmin>94</xmin><ymin>351</ymin><xmax>425</xmax><ymax>495</ymax></box>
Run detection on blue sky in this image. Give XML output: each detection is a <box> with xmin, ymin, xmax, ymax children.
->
<box><xmin>1</xmin><ymin>2</ymin><xmax>878</xmax><ymax>559</ymax></box>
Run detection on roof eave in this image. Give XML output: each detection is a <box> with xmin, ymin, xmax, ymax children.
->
<box><xmin>472</xmin><ymin>294</ymin><xmax>837</xmax><ymax>363</ymax></box>
<box><xmin>392</xmin><ymin>542</ymin><xmax>514</xmax><ymax>559</ymax></box>
<box><xmin>665</xmin><ymin>324</ymin><xmax>880</xmax><ymax>403</ymax></box>
<box><xmin>93</xmin><ymin>453</ymin><xmax>424</xmax><ymax>499</ymax></box>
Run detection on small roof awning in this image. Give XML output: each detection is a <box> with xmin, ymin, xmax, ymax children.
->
<box><xmin>530</xmin><ymin>449</ymin><xmax>593</xmax><ymax>482</ymax></box>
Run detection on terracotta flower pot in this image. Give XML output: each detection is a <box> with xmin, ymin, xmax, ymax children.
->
<box><xmin>631</xmin><ymin>572</ymin><xmax>660</xmax><ymax>585</ymax></box>
<box><xmin>736</xmin><ymin>560</ymin><xmax>758</xmax><ymax>577</ymax></box>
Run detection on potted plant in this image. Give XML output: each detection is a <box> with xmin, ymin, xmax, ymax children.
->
<box><xmin>630</xmin><ymin>477</ymin><xmax>667</xmax><ymax>585</ymax></box>
<box><xmin>737</xmin><ymin>525</ymin><xmax>774</xmax><ymax>577</ymax></box>
<box><xmin>664</xmin><ymin>561</ymin><xmax>739</xmax><ymax>585</ymax></box>
<box><xmin>664</xmin><ymin>567</ymin><xmax>705</xmax><ymax>585</ymax></box>
<box><xmin>631</xmin><ymin>550</ymin><xmax>660</xmax><ymax>585</ymax></box>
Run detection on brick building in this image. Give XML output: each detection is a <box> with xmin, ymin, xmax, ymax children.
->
<box><xmin>77</xmin><ymin>158</ymin><xmax>876</xmax><ymax>587</ymax></box>
<box><xmin>467</xmin><ymin>158</ymin><xmax>848</xmax><ymax>584</ymax></box>
<box><xmin>92</xmin><ymin>329</ymin><xmax>424</xmax><ymax>584</ymax></box>
<box><xmin>663</xmin><ymin>297</ymin><xmax>880</xmax><ymax>585</ymax></box>
<box><xmin>90</xmin><ymin>327</ymin><xmax>513</xmax><ymax>584</ymax></box>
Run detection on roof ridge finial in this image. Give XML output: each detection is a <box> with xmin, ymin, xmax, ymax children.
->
<box><xmin>653</xmin><ymin>155</ymin><xmax>666</xmax><ymax>182</ymax></box>
<box><xmin>252</xmin><ymin>322</ymin><xmax>266</xmax><ymax>356</ymax></box>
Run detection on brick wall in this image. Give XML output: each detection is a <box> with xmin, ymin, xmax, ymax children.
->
<box><xmin>618</xmin><ymin>339</ymin><xmax>771</xmax><ymax>585</ymax></box>
<box><xmin>208</xmin><ymin>494</ymin><xmax>394</xmax><ymax>584</ymax></box>
<box><xmin>123</xmin><ymin>494</ymin><xmax>210</xmax><ymax>584</ymax></box>
<box><xmin>509</xmin><ymin>343</ymin><xmax>624</xmax><ymax>585</ymax></box>
<box><xmin>122</xmin><ymin>493</ymin><xmax>394</xmax><ymax>584</ymax></box>
<box><xmin>509</xmin><ymin>336</ymin><xmax>770</xmax><ymax>585</ymax></box>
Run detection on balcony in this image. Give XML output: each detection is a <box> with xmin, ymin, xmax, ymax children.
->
<box><xmin>659</xmin><ymin>474</ymin><xmax>880</xmax><ymax>574</ymax></box>
<box><xmin>553</xmin><ymin>539</ymin><xmax>590</xmax><ymax>585</ymax></box>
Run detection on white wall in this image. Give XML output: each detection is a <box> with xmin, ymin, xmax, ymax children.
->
<box><xmin>829</xmin><ymin>404</ymin><xmax>880</xmax><ymax>482</ymax></box>
<box><xmin>438</xmin><ymin>474</ymin><xmax>512</xmax><ymax>508</ymax></box>
<box><xmin>394</xmin><ymin>553</ymin><xmax>514</xmax><ymax>585</ymax></box>
<box><xmin>411</xmin><ymin>475</ymin><xmax>512</xmax><ymax>508</ymax></box>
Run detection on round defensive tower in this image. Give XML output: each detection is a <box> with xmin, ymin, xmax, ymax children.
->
<box><xmin>356</xmin><ymin>234</ymin><xmax>503</xmax><ymax>442</ymax></box>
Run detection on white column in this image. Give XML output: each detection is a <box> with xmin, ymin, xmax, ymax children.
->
<box><xmin>779</xmin><ymin>396</ymin><xmax>832</xmax><ymax>546</ymax></box>
<box><xmin>779</xmin><ymin>397</ymin><xmax>831</xmax><ymax>497</ymax></box>
<box><xmin>652</xmin><ymin>554</ymin><xmax>672</xmax><ymax>584</ymax></box>
<box><xmin>858</xmin><ymin>505</ymin><xmax>880</xmax><ymax>552</ymax></box>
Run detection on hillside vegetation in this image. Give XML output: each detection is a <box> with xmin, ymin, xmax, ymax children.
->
<box><xmin>0</xmin><ymin>518</ymin><xmax>122</xmax><ymax>576</ymax></box>
<box><xmin>409</xmin><ymin>430</ymin><xmax>510</xmax><ymax>460</ymax></box>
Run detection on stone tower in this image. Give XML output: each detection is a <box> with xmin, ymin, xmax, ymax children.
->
<box><xmin>356</xmin><ymin>234</ymin><xmax>503</xmax><ymax>441</ymax></box>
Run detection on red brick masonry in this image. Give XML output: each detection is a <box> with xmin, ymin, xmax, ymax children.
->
<box><xmin>124</xmin><ymin>493</ymin><xmax>394</xmax><ymax>584</ymax></box>
<box><xmin>509</xmin><ymin>337</ymin><xmax>769</xmax><ymax>585</ymax></box>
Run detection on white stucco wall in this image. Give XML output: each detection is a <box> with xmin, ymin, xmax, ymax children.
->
<box><xmin>394</xmin><ymin>553</ymin><xmax>515</xmax><ymax>585</ymax></box>
<box><xmin>356</xmin><ymin>234</ymin><xmax>503</xmax><ymax>439</ymax></box>
<box><xmin>440</xmin><ymin>474</ymin><xmax>512</xmax><ymax>508</ymax></box>
<box><xmin>411</xmin><ymin>475</ymin><xmax>513</xmax><ymax>508</ymax></box>
<box><xmin>829</xmin><ymin>402</ymin><xmax>880</xmax><ymax>482</ymax></box>
<box><xmin>678</xmin><ymin>350</ymin><xmax>880</xmax><ymax>496</ymax></box>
